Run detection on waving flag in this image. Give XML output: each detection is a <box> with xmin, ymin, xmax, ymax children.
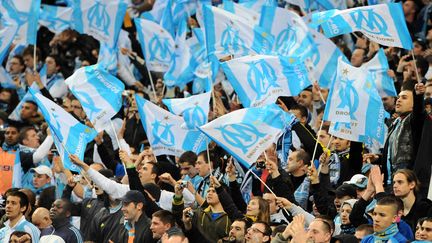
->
<box><xmin>308</xmin><ymin>28</ymin><xmax>346</xmax><ymax>88</ymax></box>
<box><xmin>162</xmin><ymin>92</ymin><xmax>211</xmax><ymax>129</ymax></box>
<box><xmin>285</xmin><ymin>0</ymin><xmax>310</xmax><ymax>11</ymax></box>
<box><xmin>65</xmin><ymin>65</ymin><xmax>125</xmax><ymax>132</ymax></box>
<box><xmin>98</xmin><ymin>42</ymin><xmax>118</xmax><ymax>75</ymax></box>
<box><xmin>362</xmin><ymin>48</ymin><xmax>397</xmax><ymax>97</ymax></box>
<box><xmin>0</xmin><ymin>0</ymin><xmax>40</xmax><ymax>45</ymax></box>
<box><xmin>141</xmin><ymin>0</ymin><xmax>169</xmax><ymax>23</ymax></box>
<box><xmin>39</xmin><ymin>4</ymin><xmax>73</xmax><ymax>34</ymax></box>
<box><xmin>163</xmin><ymin>17</ymin><xmax>194</xmax><ymax>87</ymax></box>
<box><xmin>30</xmin><ymin>88</ymin><xmax>97</xmax><ymax>172</ymax></box>
<box><xmin>312</xmin><ymin>3</ymin><xmax>412</xmax><ymax>49</ymax></box>
<box><xmin>134</xmin><ymin>18</ymin><xmax>175</xmax><ymax>72</ymax></box>
<box><xmin>260</xmin><ymin>6</ymin><xmax>316</xmax><ymax>59</ymax></box>
<box><xmin>238</xmin><ymin>0</ymin><xmax>276</xmax><ymax>12</ymax></box>
<box><xmin>0</xmin><ymin>66</ymin><xmax>16</xmax><ymax>89</ymax></box>
<box><xmin>223</xmin><ymin>0</ymin><xmax>261</xmax><ymax>26</ymax></box>
<box><xmin>0</xmin><ymin>17</ymin><xmax>18</xmax><ymax>64</ymax></box>
<box><xmin>135</xmin><ymin>95</ymin><xmax>207</xmax><ymax>156</ymax></box>
<box><xmin>315</xmin><ymin>0</ymin><xmax>347</xmax><ymax>10</ymax></box>
<box><xmin>221</xmin><ymin>55</ymin><xmax>312</xmax><ymax>107</ymax></box>
<box><xmin>199</xmin><ymin>104</ymin><xmax>295</xmax><ymax>167</ymax></box>
<box><xmin>326</xmin><ymin>59</ymin><xmax>386</xmax><ymax>144</ymax></box>
<box><xmin>71</xmin><ymin>0</ymin><xmax>127</xmax><ymax>48</ymax></box>
<box><xmin>203</xmin><ymin>5</ymin><xmax>274</xmax><ymax>59</ymax></box>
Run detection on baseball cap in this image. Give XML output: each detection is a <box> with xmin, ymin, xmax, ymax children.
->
<box><xmin>334</xmin><ymin>184</ymin><xmax>357</xmax><ymax>198</ymax></box>
<box><xmin>344</xmin><ymin>174</ymin><xmax>368</xmax><ymax>189</ymax></box>
<box><xmin>30</xmin><ymin>165</ymin><xmax>53</xmax><ymax>178</ymax></box>
<box><xmin>120</xmin><ymin>190</ymin><xmax>146</xmax><ymax>205</ymax></box>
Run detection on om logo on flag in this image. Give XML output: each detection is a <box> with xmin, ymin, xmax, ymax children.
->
<box><xmin>217</xmin><ymin>123</ymin><xmax>266</xmax><ymax>153</ymax></box>
<box><xmin>349</xmin><ymin>9</ymin><xmax>390</xmax><ymax>36</ymax></box>
<box><xmin>275</xmin><ymin>25</ymin><xmax>296</xmax><ymax>55</ymax></box>
<box><xmin>183</xmin><ymin>104</ymin><xmax>207</xmax><ymax>129</ymax></box>
<box><xmin>87</xmin><ymin>1</ymin><xmax>111</xmax><ymax>35</ymax></box>
<box><xmin>221</xmin><ymin>23</ymin><xmax>247</xmax><ymax>55</ymax></box>
<box><xmin>149</xmin><ymin>34</ymin><xmax>173</xmax><ymax>63</ymax></box>
<box><xmin>152</xmin><ymin>118</ymin><xmax>176</xmax><ymax>146</ymax></box>
<box><xmin>337</xmin><ymin>77</ymin><xmax>360</xmax><ymax>120</ymax></box>
<box><xmin>246</xmin><ymin>59</ymin><xmax>279</xmax><ymax>99</ymax></box>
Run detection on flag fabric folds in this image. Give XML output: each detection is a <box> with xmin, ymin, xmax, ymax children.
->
<box><xmin>324</xmin><ymin>58</ymin><xmax>386</xmax><ymax>144</ymax></box>
<box><xmin>0</xmin><ymin>0</ymin><xmax>39</xmax><ymax>45</ymax></box>
<box><xmin>223</xmin><ymin>0</ymin><xmax>261</xmax><ymax>26</ymax></box>
<box><xmin>65</xmin><ymin>65</ymin><xmax>125</xmax><ymax>132</ymax></box>
<box><xmin>221</xmin><ymin>55</ymin><xmax>312</xmax><ymax>107</ymax></box>
<box><xmin>135</xmin><ymin>95</ymin><xmax>207</xmax><ymax>157</ymax></box>
<box><xmin>0</xmin><ymin>16</ymin><xmax>18</xmax><ymax>64</ymax></box>
<box><xmin>260</xmin><ymin>6</ymin><xmax>316</xmax><ymax>59</ymax></box>
<box><xmin>162</xmin><ymin>92</ymin><xmax>211</xmax><ymax>129</ymax></box>
<box><xmin>311</xmin><ymin>3</ymin><xmax>412</xmax><ymax>49</ymax></box>
<box><xmin>203</xmin><ymin>5</ymin><xmax>274</xmax><ymax>59</ymax></box>
<box><xmin>198</xmin><ymin>104</ymin><xmax>295</xmax><ymax>168</ymax></box>
<box><xmin>134</xmin><ymin>18</ymin><xmax>175</xmax><ymax>72</ymax></box>
<box><xmin>0</xmin><ymin>66</ymin><xmax>16</xmax><ymax>89</ymax></box>
<box><xmin>39</xmin><ymin>4</ymin><xmax>73</xmax><ymax>34</ymax></box>
<box><xmin>30</xmin><ymin>88</ymin><xmax>97</xmax><ymax>172</ymax></box>
<box><xmin>71</xmin><ymin>0</ymin><xmax>127</xmax><ymax>48</ymax></box>
<box><xmin>362</xmin><ymin>48</ymin><xmax>397</xmax><ymax>97</ymax></box>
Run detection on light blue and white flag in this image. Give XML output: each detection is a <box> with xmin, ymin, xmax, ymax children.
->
<box><xmin>160</xmin><ymin>0</ymin><xmax>176</xmax><ymax>38</ymax></box>
<box><xmin>326</xmin><ymin>59</ymin><xmax>386</xmax><ymax>144</ymax></box>
<box><xmin>0</xmin><ymin>16</ymin><xmax>18</xmax><ymax>64</ymax></box>
<box><xmin>221</xmin><ymin>55</ymin><xmax>312</xmax><ymax>107</ymax></box>
<box><xmin>39</xmin><ymin>4</ymin><xmax>73</xmax><ymax>34</ymax></box>
<box><xmin>308</xmin><ymin>28</ymin><xmax>346</xmax><ymax>88</ymax></box>
<box><xmin>65</xmin><ymin>65</ymin><xmax>125</xmax><ymax>132</ymax></box>
<box><xmin>203</xmin><ymin>5</ymin><xmax>274</xmax><ymax>59</ymax></box>
<box><xmin>285</xmin><ymin>0</ymin><xmax>310</xmax><ymax>11</ymax></box>
<box><xmin>141</xmin><ymin>0</ymin><xmax>169</xmax><ymax>23</ymax></box>
<box><xmin>162</xmin><ymin>92</ymin><xmax>211</xmax><ymax>129</ymax></box>
<box><xmin>311</xmin><ymin>3</ymin><xmax>412</xmax><ymax>49</ymax></box>
<box><xmin>0</xmin><ymin>66</ymin><xmax>16</xmax><ymax>89</ymax></box>
<box><xmin>163</xmin><ymin>17</ymin><xmax>194</xmax><ymax>87</ymax></box>
<box><xmin>315</xmin><ymin>0</ymin><xmax>347</xmax><ymax>10</ymax></box>
<box><xmin>98</xmin><ymin>42</ymin><xmax>118</xmax><ymax>75</ymax></box>
<box><xmin>223</xmin><ymin>0</ymin><xmax>261</xmax><ymax>26</ymax></box>
<box><xmin>260</xmin><ymin>6</ymin><xmax>316</xmax><ymax>59</ymax></box>
<box><xmin>198</xmin><ymin>104</ymin><xmax>295</xmax><ymax>167</ymax></box>
<box><xmin>0</xmin><ymin>0</ymin><xmax>40</xmax><ymax>45</ymax></box>
<box><xmin>134</xmin><ymin>18</ymin><xmax>175</xmax><ymax>72</ymax></box>
<box><xmin>29</xmin><ymin>88</ymin><xmax>97</xmax><ymax>172</ymax></box>
<box><xmin>71</xmin><ymin>0</ymin><xmax>127</xmax><ymax>48</ymax></box>
<box><xmin>135</xmin><ymin>95</ymin><xmax>207</xmax><ymax>156</ymax></box>
<box><xmin>8</xmin><ymin>84</ymin><xmax>38</xmax><ymax>122</ymax></box>
<box><xmin>361</xmin><ymin>48</ymin><xmax>397</xmax><ymax>97</ymax></box>
<box><xmin>238</xmin><ymin>0</ymin><xmax>277</xmax><ymax>12</ymax></box>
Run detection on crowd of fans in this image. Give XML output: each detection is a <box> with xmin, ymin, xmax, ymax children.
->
<box><xmin>0</xmin><ymin>0</ymin><xmax>432</xmax><ymax>242</ymax></box>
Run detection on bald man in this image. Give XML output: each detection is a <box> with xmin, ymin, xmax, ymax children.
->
<box><xmin>32</xmin><ymin>207</ymin><xmax>53</xmax><ymax>234</ymax></box>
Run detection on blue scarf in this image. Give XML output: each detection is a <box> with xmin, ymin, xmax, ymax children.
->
<box><xmin>2</xmin><ymin>143</ymin><xmax>19</xmax><ymax>152</ymax></box>
<box><xmin>373</xmin><ymin>223</ymin><xmax>399</xmax><ymax>242</ymax></box>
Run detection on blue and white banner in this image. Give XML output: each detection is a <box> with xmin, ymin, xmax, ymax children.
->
<box><xmin>199</xmin><ymin>104</ymin><xmax>295</xmax><ymax>167</ymax></box>
<box><xmin>97</xmin><ymin>42</ymin><xmax>118</xmax><ymax>75</ymax></box>
<box><xmin>238</xmin><ymin>0</ymin><xmax>277</xmax><ymax>12</ymax></box>
<box><xmin>163</xmin><ymin>17</ymin><xmax>195</xmax><ymax>87</ymax></box>
<box><xmin>0</xmin><ymin>17</ymin><xmax>18</xmax><ymax>64</ymax></box>
<box><xmin>311</xmin><ymin>3</ymin><xmax>412</xmax><ymax>49</ymax></box>
<box><xmin>284</xmin><ymin>0</ymin><xmax>310</xmax><ymax>11</ymax></box>
<box><xmin>315</xmin><ymin>0</ymin><xmax>347</xmax><ymax>10</ymax></box>
<box><xmin>0</xmin><ymin>0</ymin><xmax>39</xmax><ymax>45</ymax></box>
<box><xmin>308</xmin><ymin>28</ymin><xmax>346</xmax><ymax>88</ymax></box>
<box><xmin>162</xmin><ymin>92</ymin><xmax>211</xmax><ymax>129</ymax></box>
<box><xmin>0</xmin><ymin>66</ymin><xmax>16</xmax><ymax>89</ymax></box>
<box><xmin>8</xmin><ymin>84</ymin><xmax>38</xmax><ymax>122</ymax></box>
<box><xmin>223</xmin><ymin>0</ymin><xmax>261</xmax><ymax>26</ymax></box>
<box><xmin>141</xmin><ymin>0</ymin><xmax>169</xmax><ymax>23</ymax></box>
<box><xmin>71</xmin><ymin>0</ymin><xmax>127</xmax><ymax>48</ymax></box>
<box><xmin>134</xmin><ymin>18</ymin><xmax>175</xmax><ymax>72</ymax></box>
<box><xmin>260</xmin><ymin>6</ymin><xmax>316</xmax><ymax>59</ymax></box>
<box><xmin>39</xmin><ymin>4</ymin><xmax>73</xmax><ymax>34</ymax></box>
<box><xmin>203</xmin><ymin>5</ymin><xmax>274</xmax><ymax>59</ymax></box>
<box><xmin>30</xmin><ymin>88</ymin><xmax>97</xmax><ymax>172</ymax></box>
<box><xmin>362</xmin><ymin>48</ymin><xmax>397</xmax><ymax>97</ymax></box>
<box><xmin>221</xmin><ymin>55</ymin><xmax>312</xmax><ymax>107</ymax></box>
<box><xmin>135</xmin><ymin>95</ymin><xmax>207</xmax><ymax>156</ymax></box>
<box><xmin>65</xmin><ymin>65</ymin><xmax>125</xmax><ymax>132</ymax></box>
<box><xmin>324</xmin><ymin>58</ymin><xmax>386</xmax><ymax>144</ymax></box>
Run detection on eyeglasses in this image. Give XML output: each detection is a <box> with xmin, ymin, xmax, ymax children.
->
<box><xmin>247</xmin><ymin>227</ymin><xmax>265</xmax><ymax>235</ymax></box>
